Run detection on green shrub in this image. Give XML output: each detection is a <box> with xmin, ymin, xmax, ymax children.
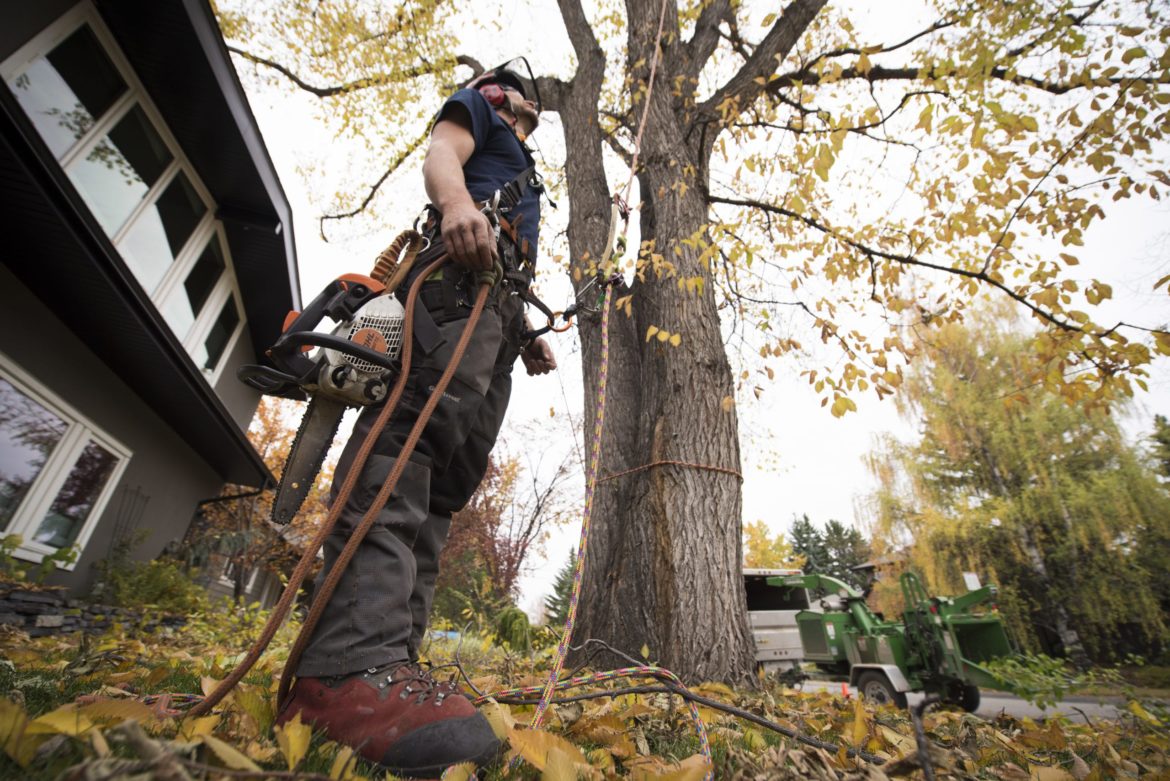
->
<box><xmin>0</xmin><ymin>534</ymin><xmax>78</xmax><ymax>585</ymax></box>
<box><xmin>92</xmin><ymin>531</ymin><xmax>208</xmax><ymax>613</ymax></box>
<box><xmin>494</xmin><ymin>606</ymin><xmax>532</xmax><ymax>652</ymax></box>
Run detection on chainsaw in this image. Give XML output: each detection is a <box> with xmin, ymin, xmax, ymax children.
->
<box><xmin>238</xmin><ymin>246</ymin><xmax>419</xmax><ymax>524</ymax></box>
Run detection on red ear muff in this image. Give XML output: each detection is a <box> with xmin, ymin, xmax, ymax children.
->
<box><xmin>478</xmin><ymin>83</ymin><xmax>507</xmax><ymax>107</ymax></box>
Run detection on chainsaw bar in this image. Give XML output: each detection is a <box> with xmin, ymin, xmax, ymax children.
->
<box><xmin>272</xmin><ymin>396</ymin><xmax>347</xmax><ymax>524</ymax></box>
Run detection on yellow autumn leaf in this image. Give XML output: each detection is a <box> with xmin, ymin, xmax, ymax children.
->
<box><xmin>851</xmin><ymin>694</ymin><xmax>868</xmax><ymax>746</ymax></box>
<box><xmin>199</xmin><ymin>734</ymin><xmax>262</xmax><ymax>771</ymax></box>
<box><xmin>481</xmin><ymin>699</ymin><xmax>516</xmax><ymax>740</ymax></box>
<box><xmin>1127</xmin><ymin>700</ymin><xmax>1164</xmax><ymax>726</ymax></box>
<box><xmin>233</xmin><ymin>684</ymin><xmax>274</xmax><ymax>735</ymax></box>
<box><xmin>1029</xmin><ymin>764</ymin><xmax>1075</xmax><ymax>781</ymax></box>
<box><xmin>508</xmin><ymin>726</ymin><xmax>589</xmax><ymax>771</ymax></box>
<box><xmin>830</xmin><ymin>396</ymin><xmax>857</xmax><ymax>418</ymax></box>
<box><xmin>645</xmin><ymin>325</ymin><xmax>659</xmax><ymax>341</ymax></box>
<box><xmin>330</xmin><ymin>744</ymin><xmax>361</xmax><ymax>780</ymax></box>
<box><xmin>878</xmin><ymin>724</ymin><xmax>916</xmax><ymax>755</ymax></box>
<box><xmin>178</xmin><ymin>715</ymin><xmax>221</xmax><ymax>741</ymax></box>
<box><xmin>0</xmin><ymin>697</ymin><xmax>37</xmax><ymax>767</ymax></box>
<box><xmin>443</xmin><ymin>762</ymin><xmax>478</xmax><ymax>780</ymax></box>
<box><xmin>274</xmin><ymin>711</ymin><xmax>311</xmax><ymax>771</ymax></box>
<box><xmin>78</xmin><ymin>698</ymin><xmax>157</xmax><ymax>724</ymax></box>
<box><xmin>631</xmin><ymin>753</ymin><xmax>711</xmax><ymax>781</ymax></box>
<box><xmin>26</xmin><ymin>704</ymin><xmax>95</xmax><ymax>737</ymax></box>
<box><xmin>201</xmin><ymin>676</ymin><xmax>222</xmax><ymax>697</ymax></box>
<box><xmin>742</xmin><ymin>728</ymin><xmax>767</xmax><ymax>750</ymax></box>
<box><xmin>668</xmin><ymin>333</ymin><xmax>681</xmax><ymax>347</ymax></box>
<box><xmin>543</xmin><ymin>746</ymin><xmax>581</xmax><ymax>781</ymax></box>
<box><xmin>1121</xmin><ymin>46</ymin><xmax>1146</xmax><ymax>64</ymax></box>
<box><xmin>641</xmin><ymin>644</ymin><xmax>651</xmax><ymax>659</ymax></box>
<box><xmin>694</xmin><ymin>682</ymin><xmax>735</xmax><ymax>700</ymax></box>
<box><xmin>720</xmin><ymin>396</ymin><xmax>733</xmax><ymax>412</ymax></box>
<box><xmin>656</xmin><ymin>330</ymin><xmax>670</xmax><ymax>343</ymax></box>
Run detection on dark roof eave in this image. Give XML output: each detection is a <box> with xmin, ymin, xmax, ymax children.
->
<box><xmin>181</xmin><ymin>0</ymin><xmax>301</xmax><ymax>311</ymax></box>
<box><xmin>0</xmin><ymin>89</ymin><xmax>274</xmax><ymax>488</ymax></box>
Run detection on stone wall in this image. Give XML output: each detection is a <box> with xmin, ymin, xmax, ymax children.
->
<box><xmin>0</xmin><ymin>585</ymin><xmax>185</xmax><ymax>637</ymax></box>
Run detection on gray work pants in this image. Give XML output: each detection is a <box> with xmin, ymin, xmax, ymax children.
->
<box><xmin>297</xmin><ymin>285</ymin><xmax>524</xmax><ymax>677</ymax></box>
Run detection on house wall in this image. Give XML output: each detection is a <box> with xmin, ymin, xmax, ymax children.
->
<box><xmin>0</xmin><ymin>0</ymin><xmax>75</xmax><ymax>61</ymax></box>
<box><xmin>213</xmin><ymin>329</ymin><xmax>262</xmax><ymax>435</ymax></box>
<box><xmin>0</xmin><ymin>265</ymin><xmax>223</xmax><ymax>592</ymax></box>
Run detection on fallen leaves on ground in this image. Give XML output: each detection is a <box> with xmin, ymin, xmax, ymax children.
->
<box><xmin>0</xmin><ymin>615</ymin><xmax>1166</xmax><ymax>780</ymax></box>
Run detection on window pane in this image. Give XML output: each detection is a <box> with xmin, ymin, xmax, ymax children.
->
<box><xmin>120</xmin><ymin>171</ymin><xmax>207</xmax><ymax>294</ymax></box>
<box><xmin>7</xmin><ymin>25</ymin><xmax>127</xmax><ymax>158</ymax></box>
<box><xmin>0</xmin><ymin>377</ymin><xmax>68</xmax><ymax>532</ymax></box>
<box><xmin>31</xmin><ymin>440</ymin><xmax>117</xmax><ymax>549</ymax></box>
<box><xmin>160</xmin><ymin>238</ymin><xmax>225</xmax><ymax>337</ymax></box>
<box><xmin>196</xmin><ymin>297</ymin><xmax>241</xmax><ymax>371</ymax></box>
<box><xmin>67</xmin><ymin>104</ymin><xmax>172</xmax><ymax>235</ymax></box>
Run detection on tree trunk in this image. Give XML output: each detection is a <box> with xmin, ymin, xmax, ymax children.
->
<box><xmin>551</xmin><ymin>0</ymin><xmax>755</xmax><ymax>682</ymax></box>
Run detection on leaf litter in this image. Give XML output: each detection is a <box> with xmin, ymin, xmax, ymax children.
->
<box><xmin>0</xmin><ymin>619</ymin><xmax>1165</xmax><ymax>780</ymax></box>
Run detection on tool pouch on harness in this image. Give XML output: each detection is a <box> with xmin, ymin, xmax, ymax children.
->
<box><xmin>409</xmin><ymin>164</ymin><xmax>543</xmax><ymax>332</ymax></box>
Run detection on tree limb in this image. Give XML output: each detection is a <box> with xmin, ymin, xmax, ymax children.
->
<box><xmin>698</xmin><ymin>0</ymin><xmax>828</xmax><ymax>156</ymax></box>
<box><xmin>682</xmin><ymin>0</ymin><xmax>732</xmax><ymax>82</ymax></box>
<box><xmin>767</xmin><ymin>63</ymin><xmax>1170</xmax><ymax>96</ymax></box>
<box><xmin>318</xmin><ymin>131</ymin><xmax>428</xmax><ymax>239</ymax></box>
<box><xmin>226</xmin><ymin>46</ymin><xmax>476</xmax><ymax>98</ymax></box>
<box><xmin>707</xmin><ymin>194</ymin><xmax>1168</xmax><ymax>342</ymax></box>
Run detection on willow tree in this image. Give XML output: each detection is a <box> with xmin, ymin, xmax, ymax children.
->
<box><xmin>217</xmin><ymin>0</ymin><xmax>1170</xmax><ymax>681</ymax></box>
<box><xmin>865</xmin><ymin>305</ymin><xmax>1170</xmax><ymax>662</ymax></box>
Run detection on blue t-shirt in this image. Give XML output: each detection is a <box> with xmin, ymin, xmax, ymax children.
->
<box><xmin>434</xmin><ymin>88</ymin><xmax>540</xmax><ymax>260</ymax></box>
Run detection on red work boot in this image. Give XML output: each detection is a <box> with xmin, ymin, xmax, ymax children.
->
<box><xmin>276</xmin><ymin>663</ymin><xmax>500</xmax><ymax>778</ymax></box>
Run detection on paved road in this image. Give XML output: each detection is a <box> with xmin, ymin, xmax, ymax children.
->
<box><xmin>796</xmin><ymin>679</ymin><xmax>1123</xmax><ymax>722</ymax></box>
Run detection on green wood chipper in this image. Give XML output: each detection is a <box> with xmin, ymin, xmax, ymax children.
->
<box><xmin>767</xmin><ymin>571</ymin><xmax>1016</xmax><ymax>710</ymax></box>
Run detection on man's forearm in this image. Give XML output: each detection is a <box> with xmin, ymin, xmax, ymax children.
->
<box><xmin>423</xmin><ymin>145</ymin><xmax>475</xmax><ymax>214</ymax></box>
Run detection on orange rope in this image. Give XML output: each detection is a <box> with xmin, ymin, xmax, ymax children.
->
<box><xmin>599</xmin><ymin>459</ymin><xmax>743</xmax><ymax>483</ymax></box>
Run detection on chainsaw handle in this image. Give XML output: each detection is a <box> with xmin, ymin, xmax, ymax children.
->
<box><xmin>269</xmin><ymin>276</ymin><xmax>386</xmax><ymax>375</ymax></box>
<box><xmin>237</xmin><ymin>364</ymin><xmax>309</xmax><ymax>401</ymax></box>
<box><xmin>272</xmin><ymin>332</ymin><xmax>399</xmax><ymax>372</ymax></box>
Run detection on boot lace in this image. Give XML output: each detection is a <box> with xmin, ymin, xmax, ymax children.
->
<box><xmin>364</xmin><ymin>661</ymin><xmax>457</xmax><ymax>706</ymax></box>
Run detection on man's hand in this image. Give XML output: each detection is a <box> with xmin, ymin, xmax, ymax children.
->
<box><xmin>440</xmin><ymin>201</ymin><xmax>497</xmax><ymax>271</ymax></box>
<box><xmin>521</xmin><ymin>338</ymin><xmax>556</xmax><ymax>376</ymax></box>
<box><xmin>424</xmin><ymin>115</ymin><xmax>497</xmax><ymax>270</ymax></box>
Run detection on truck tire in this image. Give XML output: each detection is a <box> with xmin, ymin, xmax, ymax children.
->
<box><xmin>958</xmin><ymin>684</ymin><xmax>980</xmax><ymax>713</ymax></box>
<box><xmin>857</xmin><ymin>671</ymin><xmax>908</xmax><ymax>709</ymax></box>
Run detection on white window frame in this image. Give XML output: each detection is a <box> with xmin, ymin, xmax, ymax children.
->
<box><xmin>219</xmin><ymin>556</ymin><xmax>260</xmax><ymax>593</ymax></box>
<box><xmin>1</xmin><ymin>3</ymin><xmax>245</xmax><ymax>378</ymax></box>
<box><xmin>0</xmin><ymin>351</ymin><xmax>131</xmax><ymax>567</ymax></box>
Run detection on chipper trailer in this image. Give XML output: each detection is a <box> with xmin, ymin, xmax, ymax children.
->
<box><xmin>763</xmin><ymin>571</ymin><xmax>1017</xmax><ymax>710</ymax></box>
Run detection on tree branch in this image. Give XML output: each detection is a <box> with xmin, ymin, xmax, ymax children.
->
<box><xmin>682</xmin><ymin>0</ymin><xmax>732</xmax><ymax>82</ymax></box>
<box><xmin>318</xmin><ymin>130</ymin><xmax>428</xmax><ymax>239</ymax></box>
<box><xmin>767</xmin><ymin>63</ymin><xmax>1170</xmax><ymax>96</ymax></box>
<box><xmin>700</xmin><ymin>0</ymin><xmax>828</xmax><ymax>123</ymax></box>
<box><xmin>707</xmin><ymin>195</ymin><xmax>1168</xmax><ymax>342</ymax></box>
<box><xmin>226</xmin><ymin>46</ymin><xmax>476</xmax><ymax>98</ymax></box>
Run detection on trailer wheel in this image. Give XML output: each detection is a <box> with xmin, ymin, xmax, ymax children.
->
<box><xmin>958</xmin><ymin>684</ymin><xmax>980</xmax><ymax>713</ymax></box>
<box><xmin>857</xmin><ymin>671</ymin><xmax>908</xmax><ymax>709</ymax></box>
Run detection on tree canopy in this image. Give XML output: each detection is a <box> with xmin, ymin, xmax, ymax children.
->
<box><xmin>865</xmin><ymin>303</ymin><xmax>1170</xmax><ymax>662</ymax></box>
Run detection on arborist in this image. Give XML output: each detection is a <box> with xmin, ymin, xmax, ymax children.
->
<box><xmin>275</xmin><ymin>64</ymin><xmax>556</xmax><ymax>777</ymax></box>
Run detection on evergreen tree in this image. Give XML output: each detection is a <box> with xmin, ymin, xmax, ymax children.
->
<box><xmin>543</xmin><ymin>551</ymin><xmax>577</xmax><ymax>628</ymax></box>
<box><xmin>822</xmin><ymin>519</ymin><xmax>871</xmax><ymax>590</ymax></box>
<box><xmin>789</xmin><ymin>515</ymin><xmax>829</xmax><ymax>574</ymax></box>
